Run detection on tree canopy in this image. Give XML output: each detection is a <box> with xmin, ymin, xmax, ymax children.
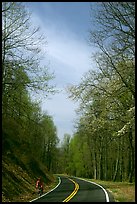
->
<box><xmin>65</xmin><ymin>2</ymin><xmax>135</xmax><ymax>182</ymax></box>
<box><xmin>2</xmin><ymin>2</ymin><xmax>59</xmax><ymax>174</ymax></box>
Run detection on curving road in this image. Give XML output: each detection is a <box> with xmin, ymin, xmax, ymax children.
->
<box><xmin>30</xmin><ymin>175</ymin><xmax>115</xmax><ymax>202</ymax></box>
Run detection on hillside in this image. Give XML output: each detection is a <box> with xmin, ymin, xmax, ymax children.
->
<box><xmin>2</xmin><ymin>138</ymin><xmax>58</xmax><ymax>202</ymax></box>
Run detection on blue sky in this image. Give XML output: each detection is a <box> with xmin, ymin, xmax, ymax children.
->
<box><xmin>25</xmin><ymin>2</ymin><xmax>97</xmax><ymax>142</ymax></box>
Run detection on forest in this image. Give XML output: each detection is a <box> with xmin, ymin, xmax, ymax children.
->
<box><xmin>2</xmin><ymin>2</ymin><xmax>59</xmax><ymax>172</ymax></box>
<box><xmin>62</xmin><ymin>2</ymin><xmax>135</xmax><ymax>183</ymax></box>
<box><xmin>2</xmin><ymin>2</ymin><xmax>135</xmax><ymax>201</ymax></box>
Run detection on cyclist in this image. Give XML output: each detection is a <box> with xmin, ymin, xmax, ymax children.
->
<box><xmin>36</xmin><ymin>177</ymin><xmax>43</xmax><ymax>196</ymax></box>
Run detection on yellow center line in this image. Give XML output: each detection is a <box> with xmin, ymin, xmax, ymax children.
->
<box><xmin>63</xmin><ymin>178</ymin><xmax>79</xmax><ymax>202</ymax></box>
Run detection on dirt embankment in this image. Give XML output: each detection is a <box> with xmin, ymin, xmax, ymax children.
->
<box><xmin>2</xmin><ymin>155</ymin><xmax>57</xmax><ymax>202</ymax></box>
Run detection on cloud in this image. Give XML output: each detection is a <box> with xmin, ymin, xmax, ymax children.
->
<box><xmin>26</xmin><ymin>4</ymin><xmax>96</xmax><ymax>141</ymax></box>
<box><xmin>41</xmin><ymin>91</ymin><xmax>78</xmax><ymax>140</ymax></box>
<box><xmin>29</xmin><ymin>10</ymin><xmax>93</xmax><ymax>82</ymax></box>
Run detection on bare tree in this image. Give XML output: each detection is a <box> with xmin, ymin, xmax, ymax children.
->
<box><xmin>89</xmin><ymin>2</ymin><xmax>135</xmax><ymax>98</ymax></box>
<box><xmin>2</xmin><ymin>2</ymin><xmax>55</xmax><ymax>98</ymax></box>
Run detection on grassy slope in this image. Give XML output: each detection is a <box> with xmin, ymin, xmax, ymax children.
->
<box><xmin>2</xmin><ymin>155</ymin><xmax>58</xmax><ymax>202</ymax></box>
<box><xmin>84</xmin><ymin>178</ymin><xmax>135</xmax><ymax>202</ymax></box>
<box><xmin>2</xmin><ymin>130</ymin><xmax>59</xmax><ymax>202</ymax></box>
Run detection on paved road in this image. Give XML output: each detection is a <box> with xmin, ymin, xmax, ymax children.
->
<box><xmin>31</xmin><ymin>175</ymin><xmax>115</xmax><ymax>202</ymax></box>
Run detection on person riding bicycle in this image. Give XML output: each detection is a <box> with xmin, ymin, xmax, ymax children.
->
<box><xmin>36</xmin><ymin>177</ymin><xmax>43</xmax><ymax>195</ymax></box>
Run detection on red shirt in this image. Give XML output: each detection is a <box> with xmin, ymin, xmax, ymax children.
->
<box><xmin>36</xmin><ymin>179</ymin><xmax>43</xmax><ymax>189</ymax></box>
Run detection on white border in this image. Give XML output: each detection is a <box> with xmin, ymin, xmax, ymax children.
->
<box><xmin>29</xmin><ymin>176</ymin><xmax>110</xmax><ymax>202</ymax></box>
<box><xmin>73</xmin><ymin>176</ymin><xmax>110</xmax><ymax>202</ymax></box>
<box><xmin>29</xmin><ymin>176</ymin><xmax>61</xmax><ymax>202</ymax></box>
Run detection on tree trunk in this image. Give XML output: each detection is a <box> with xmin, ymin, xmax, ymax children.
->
<box><xmin>113</xmin><ymin>157</ymin><xmax>119</xmax><ymax>181</ymax></box>
<box><xmin>93</xmin><ymin>151</ymin><xmax>97</xmax><ymax>179</ymax></box>
<box><xmin>128</xmin><ymin>127</ymin><xmax>134</xmax><ymax>183</ymax></box>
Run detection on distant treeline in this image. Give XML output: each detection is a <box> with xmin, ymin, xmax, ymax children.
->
<box><xmin>58</xmin><ymin>2</ymin><xmax>135</xmax><ymax>183</ymax></box>
<box><xmin>2</xmin><ymin>2</ymin><xmax>135</xmax><ymax>184</ymax></box>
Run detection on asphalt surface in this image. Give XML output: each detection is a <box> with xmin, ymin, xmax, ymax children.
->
<box><xmin>31</xmin><ymin>175</ymin><xmax>115</xmax><ymax>202</ymax></box>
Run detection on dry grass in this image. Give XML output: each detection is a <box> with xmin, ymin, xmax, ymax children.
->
<box><xmin>2</xmin><ymin>175</ymin><xmax>59</xmax><ymax>202</ymax></box>
<box><xmin>22</xmin><ymin>178</ymin><xmax>59</xmax><ymax>202</ymax></box>
<box><xmin>2</xmin><ymin>157</ymin><xmax>58</xmax><ymax>202</ymax></box>
<box><xmin>109</xmin><ymin>185</ymin><xmax>135</xmax><ymax>202</ymax></box>
<box><xmin>87</xmin><ymin>179</ymin><xmax>135</xmax><ymax>202</ymax></box>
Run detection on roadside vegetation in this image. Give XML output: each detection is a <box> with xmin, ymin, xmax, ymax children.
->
<box><xmin>2</xmin><ymin>2</ymin><xmax>59</xmax><ymax>202</ymax></box>
<box><xmin>87</xmin><ymin>179</ymin><xmax>135</xmax><ymax>202</ymax></box>
<box><xmin>2</xmin><ymin>2</ymin><xmax>135</xmax><ymax>202</ymax></box>
<box><xmin>2</xmin><ymin>157</ymin><xmax>59</xmax><ymax>202</ymax></box>
<box><xmin>59</xmin><ymin>2</ymin><xmax>135</xmax><ymax>183</ymax></box>
<box><xmin>57</xmin><ymin>3</ymin><xmax>135</xmax><ymax>202</ymax></box>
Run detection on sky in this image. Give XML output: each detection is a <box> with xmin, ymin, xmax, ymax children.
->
<box><xmin>25</xmin><ymin>2</ymin><xmax>97</xmax><ymax>142</ymax></box>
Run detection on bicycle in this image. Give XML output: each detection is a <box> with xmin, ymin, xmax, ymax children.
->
<box><xmin>38</xmin><ymin>186</ymin><xmax>43</xmax><ymax>196</ymax></box>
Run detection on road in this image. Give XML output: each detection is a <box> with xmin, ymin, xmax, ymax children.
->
<box><xmin>30</xmin><ymin>175</ymin><xmax>115</xmax><ymax>202</ymax></box>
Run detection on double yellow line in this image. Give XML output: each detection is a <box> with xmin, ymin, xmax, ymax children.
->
<box><xmin>63</xmin><ymin>178</ymin><xmax>79</xmax><ymax>202</ymax></box>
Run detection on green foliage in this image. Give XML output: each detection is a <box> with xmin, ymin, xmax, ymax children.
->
<box><xmin>65</xmin><ymin>2</ymin><xmax>135</xmax><ymax>182</ymax></box>
<box><xmin>2</xmin><ymin>2</ymin><xmax>59</xmax><ymax>201</ymax></box>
